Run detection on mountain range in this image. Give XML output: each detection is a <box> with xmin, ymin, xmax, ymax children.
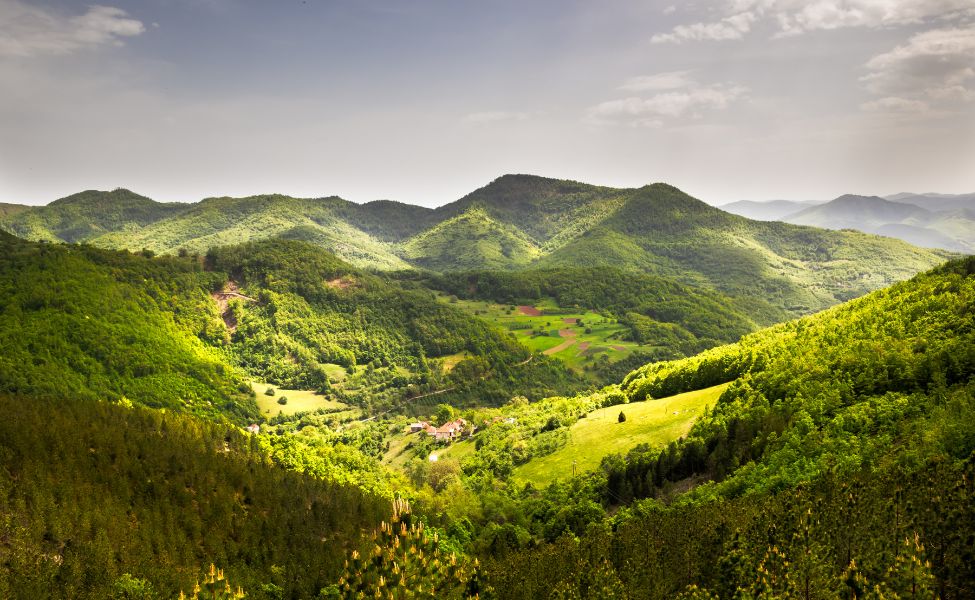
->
<box><xmin>723</xmin><ymin>191</ymin><xmax>975</xmax><ymax>252</ymax></box>
<box><xmin>0</xmin><ymin>174</ymin><xmax>952</xmax><ymax>324</ymax></box>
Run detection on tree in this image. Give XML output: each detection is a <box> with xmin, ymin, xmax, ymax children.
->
<box><xmin>618</xmin><ymin>411</ymin><xmax>626</xmax><ymax>423</ymax></box>
<box><xmin>436</xmin><ymin>403</ymin><xmax>456</xmax><ymax>425</ymax></box>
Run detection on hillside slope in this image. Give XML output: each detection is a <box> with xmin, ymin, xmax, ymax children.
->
<box><xmin>485</xmin><ymin>255</ymin><xmax>975</xmax><ymax>599</ymax></box>
<box><xmin>536</xmin><ymin>183</ymin><xmax>949</xmax><ymax>322</ymax></box>
<box><xmin>0</xmin><ymin>232</ymin><xmax>257</xmax><ymax>421</ymax></box>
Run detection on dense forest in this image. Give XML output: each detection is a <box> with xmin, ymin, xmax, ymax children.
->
<box><xmin>0</xmin><ymin>393</ymin><xmax>391</xmax><ymax>599</ymax></box>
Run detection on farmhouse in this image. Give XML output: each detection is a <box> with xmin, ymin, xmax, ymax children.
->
<box><xmin>408</xmin><ymin>421</ymin><xmax>430</xmax><ymax>433</ymax></box>
<box><xmin>245</xmin><ymin>424</ymin><xmax>260</xmax><ymax>434</ymax></box>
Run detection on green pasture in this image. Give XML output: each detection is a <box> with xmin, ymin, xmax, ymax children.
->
<box><xmin>252</xmin><ymin>381</ymin><xmax>352</xmax><ymax>417</ymax></box>
<box><xmin>513</xmin><ymin>383</ymin><xmax>729</xmax><ymax>485</ymax></box>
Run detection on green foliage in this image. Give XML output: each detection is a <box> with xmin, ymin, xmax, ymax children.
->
<box><xmin>336</xmin><ymin>498</ymin><xmax>481</xmax><ymax>598</ymax></box>
<box><xmin>206</xmin><ymin>239</ymin><xmax>587</xmax><ymax>411</ymax></box>
<box><xmin>0</xmin><ymin>233</ymin><xmax>257</xmax><ymax>422</ymax></box>
<box><xmin>618</xmin><ymin>411</ymin><xmax>626</xmax><ymax>423</ymax></box>
<box><xmin>0</xmin><ymin>393</ymin><xmax>388</xmax><ymax>599</ymax></box>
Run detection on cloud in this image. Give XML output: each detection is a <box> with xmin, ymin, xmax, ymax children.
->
<box><xmin>463</xmin><ymin>111</ymin><xmax>530</xmax><ymax>124</ymax></box>
<box><xmin>0</xmin><ymin>2</ymin><xmax>145</xmax><ymax>57</ymax></box>
<box><xmin>651</xmin><ymin>0</ymin><xmax>975</xmax><ymax>43</ymax></box>
<box><xmin>860</xmin><ymin>97</ymin><xmax>930</xmax><ymax>113</ymax></box>
<box><xmin>619</xmin><ymin>71</ymin><xmax>695</xmax><ymax>91</ymax></box>
<box><xmin>588</xmin><ymin>74</ymin><xmax>746</xmax><ymax>126</ymax></box>
<box><xmin>651</xmin><ymin>12</ymin><xmax>755</xmax><ymax>43</ymax></box>
<box><xmin>861</xmin><ymin>26</ymin><xmax>975</xmax><ymax>110</ymax></box>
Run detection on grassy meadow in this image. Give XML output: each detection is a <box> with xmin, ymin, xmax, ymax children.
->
<box><xmin>514</xmin><ymin>383</ymin><xmax>729</xmax><ymax>485</ymax></box>
<box><xmin>251</xmin><ymin>380</ymin><xmax>353</xmax><ymax>418</ymax></box>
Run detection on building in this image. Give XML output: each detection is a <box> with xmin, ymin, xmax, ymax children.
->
<box><xmin>245</xmin><ymin>424</ymin><xmax>260</xmax><ymax>434</ymax></box>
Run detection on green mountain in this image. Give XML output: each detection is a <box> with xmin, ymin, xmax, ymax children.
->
<box><xmin>0</xmin><ymin>233</ymin><xmax>585</xmax><ymax>418</ymax></box>
<box><xmin>401</xmin><ymin>207</ymin><xmax>543</xmax><ymax>271</ymax></box>
<box><xmin>0</xmin><ymin>393</ymin><xmax>390</xmax><ymax>599</ymax></box>
<box><xmin>205</xmin><ymin>238</ymin><xmax>586</xmax><ymax>410</ymax></box>
<box><xmin>93</xmin><ymin>194</ymin><xmax>414</xmax><ymax>270</ymax></box>
<box><xmin>1</xmin><ymin>177</ymin><xmax>951</xmax><ymax>329</ymax></box>
<box><xmin>0</xmin><ymin>188</ymin><xmax>186</xmax><ymax>243</ymax></box>
<box><xmin>535</xmin><ymin>183</ymin><xmax>949</xmax><ymax>322</ymax></box>
<box><xmin>0</xmin><ymin>202</ymin><xmax>29</xmax><ymax>218</ymax></box>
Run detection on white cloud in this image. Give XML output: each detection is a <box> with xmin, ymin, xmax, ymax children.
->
<box><xmin>463</xmin><ymin>111</ymin><xmax>530</xmax><ymax>124</ymax></box>
<box><xmin>861</xmin><ymin>26</ymin><xmax>975</xmax><ymax>110</ymax></box>
<box><xmin>588</xmin><ymin>74</ymin><xmax>746</xmax><ymax>126</ymax></box>
<box><xmin>0</xmin><ymin>2</ymin><xmax>144</xmax><ymax>57</ymax></box>
<box><xmin>860</xmin><ymin>97</ymin><xmax>930</xmax><ymax>113</ymax></box>
<box><xmin>652</xmin><ymin>12</ymin><xmax>755</xmax><ymax>43</ymax></box>
<box><xmin>619</xmin><ymin>71</ymin><xmax>695</xmax><ymax>91</ymax></box>
<box><xmin>652</xmin><ymin>0</ymin><xmax>975</xmax><ymax>43</ymax></box>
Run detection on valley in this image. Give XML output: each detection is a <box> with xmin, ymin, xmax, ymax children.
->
<box><xmin>0</xmin><ymin>179</ymin><xmax>971</xmax><ymax>598</ymax></box>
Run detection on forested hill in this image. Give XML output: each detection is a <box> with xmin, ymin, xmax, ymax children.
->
<box><xmin>0</xmin><ymin>234</ymin><xmax>585</xmax><ymax>418</ymax></box>
<box><xmin>485</xmin><ymin>255</ymin><xmax>975</xmax><ymax>598</ymax></box>
<box><xmin>0</xmin><ymin>231</ymin><xmax>258</xmax><ymax>422</ymax></box>
<box><xmin>204</xmin><ymin>239</ymin><xmax>587</xmax><ymax>410</ymax></box>
<box><xmin>1</xmin><ymin>175</ymin><xmax>950</xmax><ymax>324</ymax></box>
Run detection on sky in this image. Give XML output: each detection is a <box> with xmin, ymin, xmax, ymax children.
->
<box><xmin>1</xmin><ymin>0</ymin><xmax>973</xmax><ymax>207</ymax></box>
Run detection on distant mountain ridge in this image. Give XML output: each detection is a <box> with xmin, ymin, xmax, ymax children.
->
<box><xmin>783</xmin><ymin>193</ymin><xmax>975</xmax><ymax>252</ymax></box>
<box><xmin>719</xmin><ymin>199</ymin><xmax>823</xmax><ymax>221</ymax></box>
<box><xmin>0</xmin><ymin>174</ymin><xmax>952</xmax><ymax>324</ymax></box>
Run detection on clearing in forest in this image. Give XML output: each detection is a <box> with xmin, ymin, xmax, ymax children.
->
<box><xmin>251</xmin><ymin>381</ymin><xmax>353</xmax><ymax>417</ymax></box>
<box><xmin>513</xmin><ymin>383</ymin><xmax>729</xmax><ymax>485</ymax></box>
<box><xmin>440</xmin><ymin>295</ymin><xmax>641</xmax><ymax>376</ymax></box>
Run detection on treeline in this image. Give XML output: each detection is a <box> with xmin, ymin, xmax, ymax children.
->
<box><xmin>0</xmin><ymin>393</ymin><xmax>389</xmax><ymax>599</ymax></box>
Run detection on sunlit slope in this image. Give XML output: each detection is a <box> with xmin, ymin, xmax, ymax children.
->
<box><xmin>514</xmin><ymin>383</ymin><xmax>728</xmax><ymax>485</ymax></box>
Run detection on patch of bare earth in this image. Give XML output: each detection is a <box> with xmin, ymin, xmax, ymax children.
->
<box><xmin>326</xmin><ymin>276</ymin><xmax>356</xmax><ymax>290</ymax></box>
<box><xmin>211</xmin><ymin>280</ymin><xmax>257</xmax><ymax>333</ymax></box>
<box><xmin>543</xmin><ymin>329</ymin><xmax>578</xmax><ymax>355</ymax></box>
<box><xmin>518</xmin><ymin>305</ymin><xmax>542</xmax><ymax>316</ymax></box>
<box><xmin>562</xmin><ymin>317</ymin><xmax>578</xmax><ymax>324</ymax></box>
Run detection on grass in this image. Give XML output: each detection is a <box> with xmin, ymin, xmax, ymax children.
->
<box><xmin>445</xmin><ymin>296</ymin><xmax>641</xmax><ymax>375</ymax></box>
<box><xmin>251</xmin><ymin>381</ymin><xmax>351</xmax><ymax>417</ymax></box>
<box><xmin>513</xmin><ymin>383</ymin><xmax>729</xmax><ymax>485</ymax></box>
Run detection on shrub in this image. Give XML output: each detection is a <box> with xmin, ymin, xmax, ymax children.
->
<box><xmin>277</xmin><ymin>396</ymin><xmax>288</xmax><ymax>405</ymax></box>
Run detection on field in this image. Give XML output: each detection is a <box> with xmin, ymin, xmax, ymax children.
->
<box><xmin>251</xmin><ymin>381</ymin><xmax>353</xmax><ymax>417</ymax></box>
<box><xmin>446</xmin><ymin>297</ymin><xmax>644</xmax><ymax>374</ymax></box>
<box><xmin>513</xmin><ymin>383</ymin><xmax>729</xmax><ymax>485</ymax></box>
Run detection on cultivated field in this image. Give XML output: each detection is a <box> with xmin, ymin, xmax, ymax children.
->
<box><xmin>513</xmin><ymin>383</ymin><xmax>729</xmax><ymax>485</ymax></box>
<box><xmin>446</xmin><ymin>296</ymin><xmax>644</xmax><ymax>374</ymax></box>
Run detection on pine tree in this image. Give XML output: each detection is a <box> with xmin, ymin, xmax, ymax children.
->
<box><xmin>336</xmin><ymin>498</ymin><xmax>480</xmax><ymax>599</ymax></box>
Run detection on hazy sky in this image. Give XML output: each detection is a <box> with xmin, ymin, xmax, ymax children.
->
<box><xmin>1</xmin><ymin>0</ymin><xmax>973</xmax><ymax>207</ymax></box>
